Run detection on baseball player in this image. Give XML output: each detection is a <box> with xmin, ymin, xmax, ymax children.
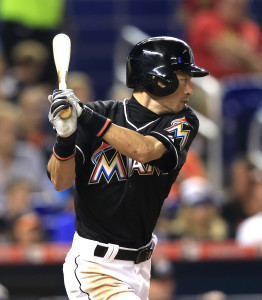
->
<box><xmin>47</xmin><ymin>36</ymin><xmax>209</xmax><ymax>300</ymax></box>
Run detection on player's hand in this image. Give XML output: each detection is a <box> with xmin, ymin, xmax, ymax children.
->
<box><xmin>48</xmin><ymin>89</ymin><xmax>80</xmax><ymax>138</ymax></box>
<box><xmin>48</xmin><ymin>89</ymin><xmax>84</xmax><ymax>117</ymax></box>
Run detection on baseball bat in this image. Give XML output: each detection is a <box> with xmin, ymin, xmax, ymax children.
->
<box><xmin>52</xmin><ymin>33</ymin><xmax>71</xmax><ymax>119</ymax></box>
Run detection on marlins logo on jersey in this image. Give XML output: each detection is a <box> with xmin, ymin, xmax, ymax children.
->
<box><xmin>89</xmin><ymin>142</ymin><xmax>127</xmax><ymax>184</ymax></box>
<box><xmin>165</xmin><ymin>117</ymin><xmax>191</xmax><ymax>151</ymax></box>
<box><xmin>89</xmin><ymin>142</ymin><xmax>165</xmax><ymax>184</ymax></box>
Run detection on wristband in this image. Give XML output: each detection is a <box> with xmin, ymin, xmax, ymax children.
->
<box><xmin>78</xmin><ymin>107</ymin><xmax>112</xmax><ymax>137</ymax></box>
<box><xmin>53</xmin><ymin>132</ymin><xmax>76</xmax><ymax>161</ymax></box>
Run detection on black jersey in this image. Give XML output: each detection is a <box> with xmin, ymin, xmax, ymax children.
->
<box><xmin>74</xmin><ymin>96</ymin><xmax>199</xmax><ymax>248</ymax></box>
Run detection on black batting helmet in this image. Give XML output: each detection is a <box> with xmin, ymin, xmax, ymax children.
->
<box><xmin>126</xmin><ymin>36</ymin><xmax>209</xmax><ymax>97</ymax></box>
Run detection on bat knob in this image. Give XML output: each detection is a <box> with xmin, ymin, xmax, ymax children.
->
<box><xmin>60</xmin><ymin>107</ymin><xmax>72</xmax><ymax>119</ymax></box>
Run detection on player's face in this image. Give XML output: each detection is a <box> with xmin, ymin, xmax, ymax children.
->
<box><xmin>159</xmin><ymin>72</ymin><xmax>193</xmax><ymax>113</ymax></box>
<box><xmin>163</xmin><ymin>72</ymin><xmax>193</xmax><ymax>113</ymax></box>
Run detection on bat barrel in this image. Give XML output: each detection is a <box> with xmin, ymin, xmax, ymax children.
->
<box><xmin>52</xmin><ymin>33</ymin><xmax>72</xmax><ymax>119</ymax></box>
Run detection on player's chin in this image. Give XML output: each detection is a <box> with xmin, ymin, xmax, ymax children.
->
<box><xmin>173</xmin><ymin>106</ymin><xmax>186</xmax><ymax>114</ymax></box>
<box><xmin>180</xmin><ymin>101</ymin><xmax>188</xmax><ymax>110</ymax></box>
<box><xmin>172</xmin><ymin>102</ymin><xmax>188</xmax><ymax>113</ymax></box>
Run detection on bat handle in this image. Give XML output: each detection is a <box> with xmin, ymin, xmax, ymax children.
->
<box><xmin>58</xmin><ymin>70</ymin><xmax>72</xmax><ymax>119</ymax></box>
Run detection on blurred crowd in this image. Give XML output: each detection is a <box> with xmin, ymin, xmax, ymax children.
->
<box><xmin>0</xmin><ymin>0</ymin><xmax>262</xmax><ymax>299</ymax></box>
<box><xmin>0</xmin><ymin>0</ymin><xmax>96</xmax><ymax>247</ymax></box>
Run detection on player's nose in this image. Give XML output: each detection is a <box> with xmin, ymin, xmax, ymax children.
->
<box><xmin>185</xmin><ymin>84</ymin><xmax>193</xmax><ymax>96</ymax></box>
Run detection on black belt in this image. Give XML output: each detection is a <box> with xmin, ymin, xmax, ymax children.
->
<box><xmin>94</xmin><ymin>244</ymin><xmax>154</xmax><ymax>264</ymax></box>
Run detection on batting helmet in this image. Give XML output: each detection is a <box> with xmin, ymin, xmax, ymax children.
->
<box><xmin>126</xmin><ymin>36</ymin><xmax>209</xmax><ymax>97</ymax></box>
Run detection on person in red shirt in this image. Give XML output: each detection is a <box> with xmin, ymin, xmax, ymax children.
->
<box><xmin>176</xmin><ymin>0</ymin><xmax>216</xmax><ymax>29</ymax></box>
<box><xmin>186</xmin><ymin>0</ymin><xmax>262</xmax><ymax>78</ymax></box>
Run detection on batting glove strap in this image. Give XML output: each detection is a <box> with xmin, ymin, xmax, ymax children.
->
<box><xmin>53</xmin><ymin>132</ymin><xmax>76</xmax><ymax>161</ymax></box>
<box><xmin>78</xmin><ymin>107</ymin><xmax>112</xmax><ymax>137</ymax></box>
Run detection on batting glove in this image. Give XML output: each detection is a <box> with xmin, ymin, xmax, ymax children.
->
<box><xmin>48</xmin><ymin>89</ymin><xmax>83</xmax><ymax>138</ymax></box>
<box><xmin>48</xmin><ymin>89</ymin><xmax>84</xmax><ymax>117</ymax></box>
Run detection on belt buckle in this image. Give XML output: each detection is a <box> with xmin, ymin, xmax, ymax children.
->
<box><xmin>135</xmin><ymin>247</ymin><xmax>153</xmax><ymax>264</ymax></box>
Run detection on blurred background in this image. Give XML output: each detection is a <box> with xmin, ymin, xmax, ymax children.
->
<box><xmin>0</xmin><ymin>0</ymin><xmax>262</xmax><ymax>299</ymax></box>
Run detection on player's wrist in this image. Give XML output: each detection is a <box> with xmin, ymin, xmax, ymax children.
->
<box><xmin>53</xmin><ymin>131</ymin><xmax>76</xmax><ymax>161</ymax></box>
<box><xmin>78</xmin><ymin>107</ymin><xmax>112</xmax><ymax>137</ymax></box>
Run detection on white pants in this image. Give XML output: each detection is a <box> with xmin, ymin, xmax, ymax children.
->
<box><xmin>63</xmin><ymin>232</ymin><xmax>157</xmax><ymax>300</ymax></box>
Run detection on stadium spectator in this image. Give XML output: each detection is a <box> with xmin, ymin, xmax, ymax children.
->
<box><xmin>176</xmin><ymin>0</ymin><xmax>216</xmax><ymax>29</ymax></box>
<box><xmin>186</xmin><ymin>0</ymin><xmax>262</xmax><ymax>78</ymax></box>
<box><xmin>0</xmin><ymin>0</ymin><xmax>66</xmax><ymax>84</ymax></box>
<box><xmin>0</xmin><ymin>179</ymin><xmax>38</xmax><ymax>243</ymax></box>
<box><xmin>67</xmin><ymin>71</ymin><xmax>95</xmax><ymax>103</ymax></box>
<box><xmin>0</xmin><ymin>283</ymin><xmax>9</xmax><ymax>300</ymax></box>
<box><xmin>5</xmin><ymin>179</ymin><xmax>33</xmax><ymax>220</ymax></box>
<box><xmin>8</xmin><ymin>212</ymin><xmax>46</xmax><ymax>246</ymax></box>
<box><xmin>0</xmin><ymin>40</ymin><xmax>51</xmax><ymax>103</ymax></box>
<box><xmin>236</xmin><ymin>212</ymin><xmax>262</xmax><ymax>246</ymax></box>
<box><xmin>221</xmin><ymin>156</ymin><xmax>255</xmax><ymax>238</ymax></box>
<box><xmin>168</xmin><ymin>177</ymin><xmax>228</xmax><ymax>241</ymax></box>
<box><xmin>149</xmin><ymin>258</ymin><xmax>175</xmax><ymax>300</ymax></box>
<box><xmin>17</xmin><ymin>85</ymin><xmax>54</xmax><ymax>160</ymax></box>
<box><xmin>0</xmin><ymin>102</ymin><xmax>55</xmax><ymax>217</ymax></box>
<box><xmin>236</xmin><ymin>178</ymin><xmax>262</xmax><ymax>246</ymax></box>
<box><xmin>197</xmin><ymin>290</ymin><xmax>227</xmax><ymax>300</ymax></box>
<box><xmin>155</xmin><ymin>148</ymin><xmax>208</xmax><ymax>239</ymax></box>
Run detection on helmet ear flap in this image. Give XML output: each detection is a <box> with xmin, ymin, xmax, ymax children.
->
<box><xmin>146</xmin><ymin>73</ymin><xmax>179</xmax><ymax>97</ymax></box>
<box><xmin>152</xmin><ymin>76</ymin><xmax>167</xmax><ymax>88</ymax></box>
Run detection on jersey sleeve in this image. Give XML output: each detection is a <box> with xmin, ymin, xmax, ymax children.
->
<box><xmin>147</xmin><ymin>108</ymin><xmax>199</xmax><ymax>172</ymax></box>
<box><xmin>85</xmin><ymin>99</ymin><xmax>120</xmax><ymax>120</ymax></box>
<box><xmin>85</xmin><ymin>101</ymin><xmax>107</xmax><ymax>114</ymax></box>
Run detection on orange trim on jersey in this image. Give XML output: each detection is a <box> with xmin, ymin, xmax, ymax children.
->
<box><xmin>96</xmin><ymin>119</ymin><xmax>111</xmax><ymax>137</ymax></box>
<box><xmin>53</xmin><ymin>147</ymin><xmax>76</xmax><ymax>161</ymax></box>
